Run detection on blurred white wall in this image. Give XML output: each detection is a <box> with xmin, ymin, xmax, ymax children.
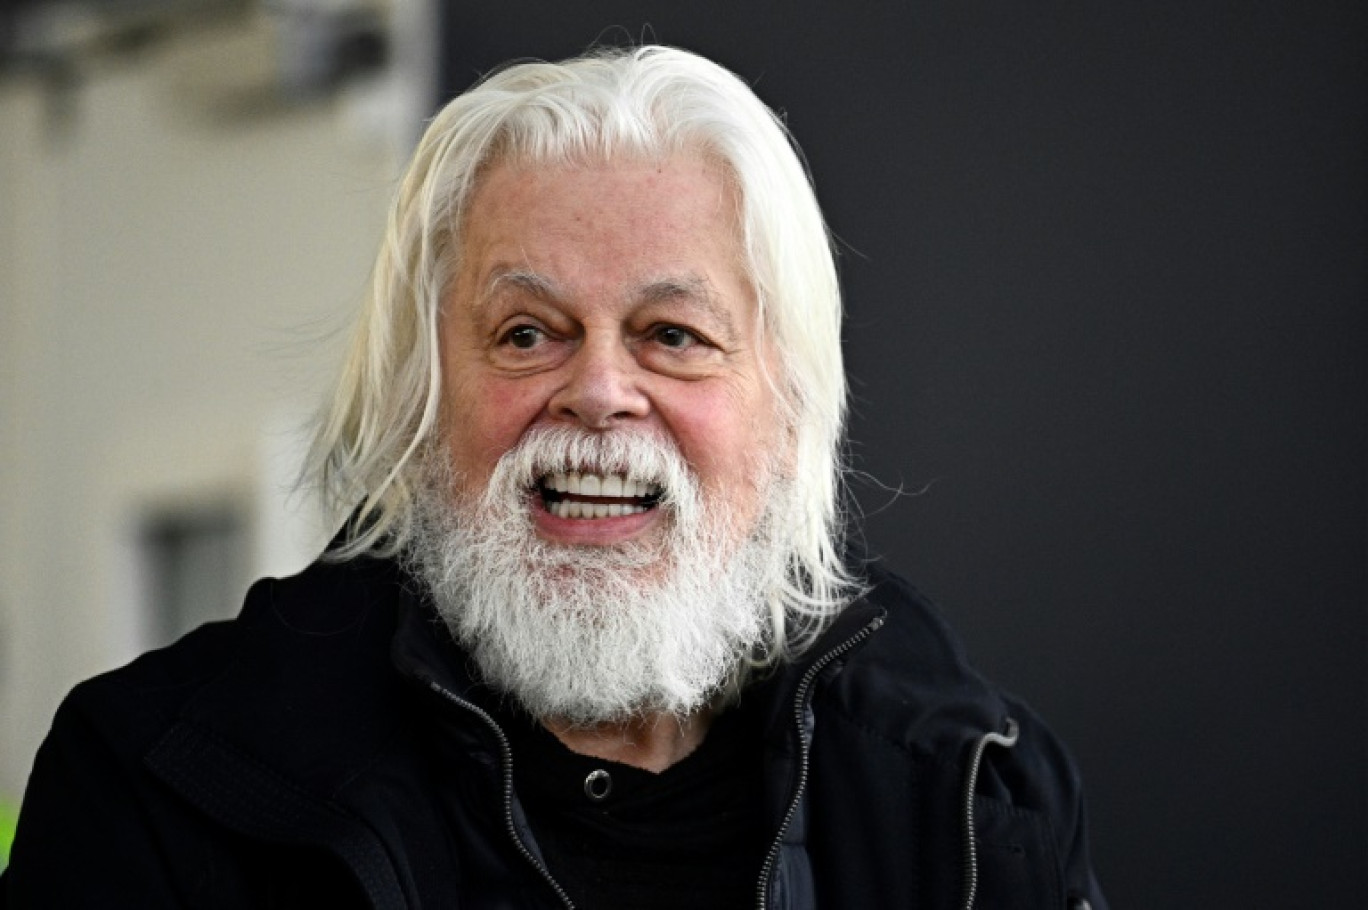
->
<box><xmin>0</xmin><ymin>9</ymin><xmax>419</xmax><ymax>802</ymax></box>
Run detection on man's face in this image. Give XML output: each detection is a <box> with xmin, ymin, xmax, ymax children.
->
<box><xmin>438</xmin><ymin>154</ymin><xmax>783</xmax><ymax>548</ymax></box>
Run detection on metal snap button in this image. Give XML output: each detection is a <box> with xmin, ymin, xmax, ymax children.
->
<box><xmin>584</xmin><ymin>768</ymin><xmax>613</xmax><ymax>801</ymax></box>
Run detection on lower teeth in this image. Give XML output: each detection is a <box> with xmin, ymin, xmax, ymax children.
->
<box><xmin>548</xmin><ymin>501</ymin><xmax>648</xmax><ymax>519</ymax></box>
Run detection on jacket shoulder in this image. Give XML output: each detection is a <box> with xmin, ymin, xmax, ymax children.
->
<box><xmin>57</xmin><ymin>555</ymin><xmax>399</xmax><ymax>721</ymax></box>
<box><xmin>835</xmin><ymin>562</ymin><xmax>1087</xmax><ymax>784</ymax></box>
<box><xmin>4</xmin><ymin>556</ymin><xmax>408</xmax><ymax>906</ymax></box>
<box><xmin>827</xmin><ymin>563</ymin><xmax>1003</xmax><ymax>745</ymax></box>
<box><xmin>819</xmin><ymin>561</ymin><xmax>1108</xmax><ymax>908</ymax></box>
<box><xmin>859</xmin><ymin>563</ymin><xmax>977</xmax><ymax>671</ymax></box>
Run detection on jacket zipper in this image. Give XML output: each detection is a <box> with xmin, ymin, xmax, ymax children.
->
<box><xmin>754</xmin><ymin>614</ymin><xmax>886</xmax><ymax>910</ymax></box>
<box><xmin>425</xmin><ymin>678</ymin><xmax>577</xmax><ymax>910</ymax></box>
<box><xmin>959</xmin><ymin>716</ymin><xmax>1020</xmax><ymax>910</ymax></box>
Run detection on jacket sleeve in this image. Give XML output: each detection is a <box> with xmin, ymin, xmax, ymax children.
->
<box><xmin>989</xmin><ymin>695</ymin><xmax>1110</xmax><ymax>910</ymax></box>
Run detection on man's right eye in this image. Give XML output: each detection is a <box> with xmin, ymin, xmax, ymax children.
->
<box><xmin>504</xmin><ymin>325</ymin><xmax>544</xmax><ymax>349</ymax></box>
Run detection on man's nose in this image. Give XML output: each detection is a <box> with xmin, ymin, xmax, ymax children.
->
<box><xmin>547</xmin><ymin>337</ymin><xmax>651</xmax><ymax>428</ymax></box>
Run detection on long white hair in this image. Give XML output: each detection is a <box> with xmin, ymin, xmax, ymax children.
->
<box><xmin>306</xmin><ymin>45</ymin><xmax>858</xmax><ymax>658</ymax></box>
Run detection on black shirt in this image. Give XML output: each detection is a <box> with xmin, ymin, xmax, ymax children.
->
<box><xmin>501</xmin><ymin>705</ymin><xmax>768</xmax><ymax>910</ymax></box>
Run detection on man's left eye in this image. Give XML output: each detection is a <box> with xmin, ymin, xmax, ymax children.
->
<box><xmin>504</xmin><ymin>325</ymin><xmax>544</xmax><ymax>349</ymax></box>
<box><xmin>653</xmin><ymin>325</ymin><xmax>699</xmax><ymax>349</ymax></box>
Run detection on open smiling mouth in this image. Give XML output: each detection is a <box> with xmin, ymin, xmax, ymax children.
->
<box><xmin>537</xmin><ymin>471</ymin><xmax>664</xmax><ymax>519</ymax></box>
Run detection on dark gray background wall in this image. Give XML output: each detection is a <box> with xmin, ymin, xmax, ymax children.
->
<box><xmin>438</xmin><ymin>3</ymin><xmax>1366</xmax><ymax>905</ymax></box>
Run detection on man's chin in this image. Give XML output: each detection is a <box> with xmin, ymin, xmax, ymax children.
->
<box><xmin>522</xmin><ymin>513</ymin><xmax>674</xmax><ymax>572</ymax></box>
<box><xmin>524</xmin><ymin>560</ymin><xmax>678</xmax><ymax>611</ymax></box>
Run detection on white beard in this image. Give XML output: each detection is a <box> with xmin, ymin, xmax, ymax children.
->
<box><xmin>407</xmin><ymin>426</ymin><xmax>790</xmax><ymax>727</ymax></box>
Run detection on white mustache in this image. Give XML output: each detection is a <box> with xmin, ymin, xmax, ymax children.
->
<box><xmin>481</xmin><ymin>426</ymin><xmax>699</xmax><ymax>515</ymax></box>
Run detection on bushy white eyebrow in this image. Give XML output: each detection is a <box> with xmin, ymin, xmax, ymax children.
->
<box><xmin>638</xmin><ymin>276</ymin><xmax>739</xmax><ymax>340</ymax></box>
<box><xmin>483</xmin><ymin>267</ymin><xmax>560</xmax><ymax>303</ymax></box>
<box><xmin>480</xmin><ymin>268</ymin><xmax>740</xmax><ymax>341</ymax></box>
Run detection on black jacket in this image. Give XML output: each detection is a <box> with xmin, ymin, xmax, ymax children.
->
<box><xmin>3</xmin><ymin>554</ymin><xmax>1107</xmax><ymax>908</ymax></box>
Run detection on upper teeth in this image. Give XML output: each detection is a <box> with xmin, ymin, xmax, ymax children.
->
<box><xmin>544</xmin><ymin>472</ymin><xmax>657</xmax><ymax>498</ymax></box>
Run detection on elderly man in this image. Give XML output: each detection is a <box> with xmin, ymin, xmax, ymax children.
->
<box><xmin>4</xmin><ymin>46</ymin><xmax>1106</xmax><ymax>909</ymax></box>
